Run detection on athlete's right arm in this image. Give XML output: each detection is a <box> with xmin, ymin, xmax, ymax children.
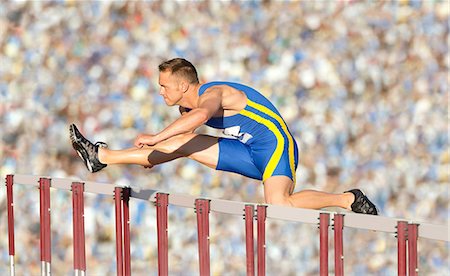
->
<box><xmin>178</xmin><ymin>106</ymin><xmax>194</xmax><ymax>134</ymax></box>
<box><xmin>134</xmin><ymin>90</ymin><xmax>222</xmax><ymax>147</ymax></box>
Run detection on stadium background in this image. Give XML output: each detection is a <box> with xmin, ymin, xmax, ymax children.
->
<box><xmin>0</xmin><ymin>1</ymin><xmax>448</xmax><ymax>275</ymax></box>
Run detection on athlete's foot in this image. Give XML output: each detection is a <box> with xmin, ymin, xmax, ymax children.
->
<box><xmin>69</xmin><ymin>124</ymin><xmax>108</xmax><ymax>173</ymax></box>
<box><xmin>345</xmin><ymin>189</ymin><xmax>378</xmax><ymax>215</ymax></box>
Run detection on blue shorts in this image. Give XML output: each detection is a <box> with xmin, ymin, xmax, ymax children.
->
<box><xmin>216</xmin><ymin>137</ymin><xmax>299</xmax><ymax>182</ymax></box>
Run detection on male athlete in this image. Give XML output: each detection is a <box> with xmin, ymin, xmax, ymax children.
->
<box><xmin>70</xmin><ymin>58</ymin><xmax>378</xmax><ymax>215</ymax></box>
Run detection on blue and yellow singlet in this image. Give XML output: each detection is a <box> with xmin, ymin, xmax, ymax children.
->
<box><xmin>199</xmin><ymin>81</ymin><xmax>299</xmax><ymax>184</ymax></box>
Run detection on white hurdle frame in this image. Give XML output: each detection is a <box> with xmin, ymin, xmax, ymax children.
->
<box><xmin>5</xmin><ymin>174</ymin><xmax>449</xmax><ymax>275</ymax></box>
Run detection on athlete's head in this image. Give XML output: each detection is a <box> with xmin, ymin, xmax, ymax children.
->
<box><xmin>158</xmin><ymin>58</ymin><xmax>199</xmax><ymax>106</ymax></box>
<box><xmin>158</xmin><ymin>58</ymin><xmax>199</xmax><ymax>84</ymax></box>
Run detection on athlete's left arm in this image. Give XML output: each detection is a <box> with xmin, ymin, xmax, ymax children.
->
<box><xmin>134</xmin><ymin>88</ymin><xmax>222</xmax><ymax>147</ymax></box>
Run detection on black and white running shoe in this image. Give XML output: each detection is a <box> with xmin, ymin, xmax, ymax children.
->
<box><xmin>69</xmin><ymin>124</ymin><xmax>107</xmax><ymax>173</ymax></box>
<box><xmin>346</xmin><ymin>189</ymin><xmax>378</xmax><ymax>215</ymax></box>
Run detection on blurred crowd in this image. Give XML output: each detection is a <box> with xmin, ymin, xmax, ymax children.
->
<box><xmin>0</xmin><ymin>1</ymin><xmax>448</xmax><ymax>275</ymax></box>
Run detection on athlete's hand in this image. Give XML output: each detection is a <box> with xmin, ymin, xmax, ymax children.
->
<box><xmin>134</xmin><ymin>134</ymin><xmax>158</xmax><ymax>148</ymax></box>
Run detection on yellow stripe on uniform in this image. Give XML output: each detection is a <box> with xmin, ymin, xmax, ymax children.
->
<box><xmin>240</xmin><ymin>109</ymin><xmax>285</xmax><ymax>181</ymax></box>
<box><xmin>247</xmin><ymin>99</ymin><xmax>297</xmax><ymax>187</ymax></box>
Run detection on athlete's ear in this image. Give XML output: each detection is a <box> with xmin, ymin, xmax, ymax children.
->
<box><xmin>180</xmin><ymin>81</ymin><xmax>189</xmax><ymax>93</ymax></box>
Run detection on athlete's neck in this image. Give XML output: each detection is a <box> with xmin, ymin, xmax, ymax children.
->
<box><xmin>179</xmin><ymin>83</ymin><xmax>202</xmax><ymax>109</ymax></box>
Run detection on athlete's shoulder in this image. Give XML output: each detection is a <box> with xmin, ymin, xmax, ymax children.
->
<box><xmin>199</xmin><ymin>81</ymin><xmax>257</xmax><ymax>95</ymax></box>
<box><xmin>199</xmin><ymin>81</ymin><xmax>228</xmax><ymax>96</ymax></box>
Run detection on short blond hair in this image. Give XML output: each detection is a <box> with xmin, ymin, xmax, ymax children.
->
<box><xmin>158</xmin><ymin>58</ymin><xmax>199</xmax><ymax>84</ymax></box>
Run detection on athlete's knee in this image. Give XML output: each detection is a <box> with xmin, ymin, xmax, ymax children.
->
<box><xmin>265</xmin><ymin>194</ymin><xmax>293</xmax><ymax>207</ymax></box>
<box><xmin>264</xmin><ymin>176</ymin><xmax>295</xmax><ymax>207</ymax></box>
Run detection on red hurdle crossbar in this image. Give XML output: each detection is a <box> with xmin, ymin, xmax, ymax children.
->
<box><xmin>39</xmin><ymin>178</ymin><xmax>52</xmax><ymax>275</ymax></box>
<box><xmin>245</xmin><ymin>205</ymin><xmax>255</xmax><ymax>276</ymax></box>
<box><xmin>156</xmin><ymin>193</ymin><xmax>169</xmax><ymax>276</ymax></box>
<box><xmin>6</xmin><ymin>175</ymin><xmax>15</xmax><ymax>275</ymax></box>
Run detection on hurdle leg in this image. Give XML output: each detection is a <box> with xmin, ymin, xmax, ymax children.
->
<box><xmin>123</xmin><ymin>188</ymin><xmax>131</xmax><ymax>276</ymax></box>
<box><xmin>39</xmin><ymin>178</ymin><xmax>52</xmax><ymax>276</ymax></box>
<box><xmin>195</xmin><ymin>199</ymin><xmax>211</xmax><ymax>275</ymax></box>
<box><xmin>80</xmin><ymin>184</ymin><xmax>86</xmax><ymax>275</ymax></box>
<box><xmin>319</xmin><ymin>213</ymin><xmax>330</xmax><ymax>276</ymax></box>
<box><xmin>333</xmin><ymin>214</ymin><xmax>344</xmax><ymax>276</ymax></box>
<box><xmin>256</xmin><ymin>205</ymin><xmax>267</xmax><ymax>276</ymax></box>
<box><xmin>40</xmin><ymin>179</ymin><xmax>45</xmax><ymax>275</ymax></box>
<box><xmin>397</xmin><ymin>221</ymin><xmax>408</xmax><ymax>276</ymax></box>
<box><xmin>156</xmin><ymin>193</ymin><xmax>169</xmax><ymax>276</ymax></box>
<box><xmin>72</xmin><ymin>182</ymin><xmax>86</xmax><ymax>276</ymax></box>
<box><xmin>244</xmin><ymin>205</ymin><xmax>255</xmax><ymax>276</ymax></box>
<box><xmin>408</xmin><ymin>223</ymin><xmax>419</xmax><ymax>276</ymax></box>
<box><xmin>6</xmin><ymin>175</ymin><xmax>15</xmax><ymax>276</ymax></box>
<box><xmin>114</xmin><ymin>187</ymin><xmax>124</xmax><ymax>276</ymax></box>
<box><xmin>72</xmin><ymin>184</ymin><xmax>79</xmax><ymax>274</ymax></box>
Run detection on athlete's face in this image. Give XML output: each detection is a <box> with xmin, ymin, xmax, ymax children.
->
<box><xmin>158</xmin><ymin>71</ymin><xmax>184</xmax><ymax>106</ymax></box>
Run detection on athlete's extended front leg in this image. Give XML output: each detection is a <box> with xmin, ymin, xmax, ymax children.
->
<box><xmin>70</xmin><ymin>123</ymin><xmax>220</xmax><ymax>172</ymax></box>
<box><xmin>97</xmin><ymin>146</ymin><xmax>180</xmax><ymax>167</ymax></box>
<box><xmin>99</xmin><ymin>133</ymin><xmax>220</xmax><ymax>169</ymax></box>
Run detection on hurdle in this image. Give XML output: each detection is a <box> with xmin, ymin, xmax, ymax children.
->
<box><xmin>4</xmin><ymin>174</ymin><xmax>449</xmax><ymax>275</ymax></box>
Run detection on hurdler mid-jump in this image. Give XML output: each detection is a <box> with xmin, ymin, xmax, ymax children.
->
<box><xmin>70</xmin><ymin>58</ymin><xmax>378</xmax><ymax>215</ymax></box>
